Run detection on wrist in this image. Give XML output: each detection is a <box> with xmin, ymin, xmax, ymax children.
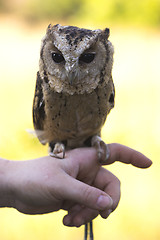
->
<box><xmin>0</xmin><ymin>158</ymin><xmax>16</xmax><ymax>208</ymax></box>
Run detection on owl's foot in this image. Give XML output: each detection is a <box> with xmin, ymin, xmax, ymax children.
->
<box><xmin>91</xmin><ymin>135</ymin><xmax>109</xmax><ymax>163</ymax></box>
<box><xmin>49</xmin><ymin>142</ymin><xmax>65</xmax><ymax>159</ymax></box>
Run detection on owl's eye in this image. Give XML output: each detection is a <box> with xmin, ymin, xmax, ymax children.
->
<box><xmin>52</xmin><ymin>52</ymin><xmax>64</xmax><ymax>63</ymax></box>
<box><xmin>79</xmin><ymin>53</ymin><xmax>95</xmax><ymax>63</ymax></box>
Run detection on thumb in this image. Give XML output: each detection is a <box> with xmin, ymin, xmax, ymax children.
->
<box><xmin>60</xmin><ymin>174</ymin><xmax>113</xmax><ymax>210</ymax></box>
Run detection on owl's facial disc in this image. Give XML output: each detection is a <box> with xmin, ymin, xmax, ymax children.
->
<box><xmin>65</xmin><ymin>52</ymin><xmax>96</xmax><ymax>85</ymax></box>
<box><xmin>51</xmin><ymin>47</ymin><xmax>96</xmax><ymax>85</ymax></box>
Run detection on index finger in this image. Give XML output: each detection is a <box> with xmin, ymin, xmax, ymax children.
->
<box><xmin>105</xmin><ymin>143</ymin><xmax>152</xmax><ymax>168</ymax></box>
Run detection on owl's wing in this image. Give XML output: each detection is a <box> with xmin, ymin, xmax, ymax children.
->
<box><xmin>32</xmin><ymin>72</ymin><xmax>46</xmax><ymax>144</ymax></box>
<box><xmin>109</xmin><ymin>76</ymin><xmax>115</xmax><ymax>109</ymax></box>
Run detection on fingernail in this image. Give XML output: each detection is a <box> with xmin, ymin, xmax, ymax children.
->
<box><xmin>97</xmin><ymin>195</ymin><xmax>113</xmax><ymax>209</ymax></box>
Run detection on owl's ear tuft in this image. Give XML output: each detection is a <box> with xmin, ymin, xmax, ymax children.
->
<box><xmin>47</xmin><ymin>24</ymin><xmax>52</xmax><ymax>31</ymax></box>
<box><xmin>102</xmin><ymin>28</ymin><xmax>110</xmax><ymax>40</ymax></box>
<box><xmin>46</xmin><ymin>24</ymin><xmax>61</xmax><ymax>36</ymax></box>
<box><xmin>46</xmin><ymin>24</ymin><xmax>53</xmax><ymax>36</ymax></box>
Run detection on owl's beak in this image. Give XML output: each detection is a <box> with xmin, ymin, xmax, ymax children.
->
<box><xmin>67</xmin><ymin>71</ymin><xmax>77</xmax><ymax>85</ymax></box>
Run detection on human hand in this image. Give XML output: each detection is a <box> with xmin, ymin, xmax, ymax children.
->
<box><xmin>0</xmin><ymin>143</ymin><xmax>152</xmax><ymax>227</ymax></box>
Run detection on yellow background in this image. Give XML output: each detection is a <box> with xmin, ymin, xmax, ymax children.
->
<box><xmin>0</xmin><ymin>0</ymin><xmax>160</xmax><ymax>239</ymax></box>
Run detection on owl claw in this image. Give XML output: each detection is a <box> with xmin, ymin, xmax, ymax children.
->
<box><xmin>49</xmin><ymin>142</ymin><xmax>65</xmax><ymax>159</ymax></box>
<box><xmin>91</xmin><ymin>135</ymin><xmax>109</xmax><ymax>164</ymax></box>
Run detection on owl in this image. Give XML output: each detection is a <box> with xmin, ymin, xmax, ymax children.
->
<box><xmin>33</xmin><ymin>24</ymin><xmax>115</xmax><ymax>240</ymax></box>
<box><xmin>33</xmin><ymin>24</ymin><xmax>115</xmax><ymax>161</ymax></box>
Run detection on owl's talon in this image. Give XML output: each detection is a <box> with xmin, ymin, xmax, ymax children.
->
<box><xmin>91</xmin><ymin>135</ymin><xmax>109</xmax><ymax>163</ymax></box>
<box><xmin>49</xmin><ymin>152</ymin><xmax>65</xmax><ymax>159</ymax></box>
<box><xmin>49</xmin><ymin>142</ymin><xmax>65</xmax><ymax>159</ymax></box>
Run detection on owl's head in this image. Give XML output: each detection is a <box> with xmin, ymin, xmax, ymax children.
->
<box><xmin>39</xmin><ymin>24</ymin><xmax>114</xmax><ymax>94</ymax></box>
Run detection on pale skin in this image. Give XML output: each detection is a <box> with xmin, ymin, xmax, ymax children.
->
<box><xmin>0</xmin><ymin>143</ymin><xmax>152</xmax><ymax>227</ymax></box>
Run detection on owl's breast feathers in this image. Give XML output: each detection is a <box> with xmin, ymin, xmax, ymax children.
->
<box><xmin>33</xmin><ymin>71</ymin><xmax>114</xmax><ymax>148</ymax></box>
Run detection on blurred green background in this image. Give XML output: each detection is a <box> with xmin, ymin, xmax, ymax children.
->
<box><xmin>0</xmin><ymin>0</ymin><xmax>160</xmax><ymax>239</ymax></box>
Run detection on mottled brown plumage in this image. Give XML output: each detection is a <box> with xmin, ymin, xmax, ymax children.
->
<box><xmin>33</xmin><ymin>24</ymin><xmax>115</xmax><ymax>159</ymax></box>
<box><xmin>33</xmin><ymin>23</ymin><xmax>115</xmax><ymax>240</ymax></box>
